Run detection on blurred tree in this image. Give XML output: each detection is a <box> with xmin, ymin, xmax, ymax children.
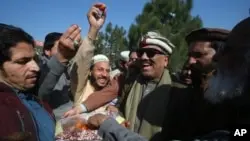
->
<box><xmin>34</xmin><ymin>46</ymin><xmax>43</xmax><ymax>55</ymax></box>
<box><xmin>128</xmin><ymin>0</ymin><xmax>202</xmax><ymax>72</ymax></box>
<box><xmin>94</xmin><ymin>22</ymin><xmax>128</xmax><ymax>68</ymax></box>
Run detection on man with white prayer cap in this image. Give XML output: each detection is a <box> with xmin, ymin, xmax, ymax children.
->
<box><xmin>64</xmin><ymin>54</ymin><xmax>111</xmax><ymax>116</ymax></box>
<box><xmin>111</xmin><ymin>50</ymin><xmax>130</xmax><ymax>78</ymax></box>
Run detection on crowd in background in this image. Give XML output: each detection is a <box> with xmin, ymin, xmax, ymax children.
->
<box><xmin>0</xmin><ymin>2</ymin><xmax>250</xmax><ymax>141</ymax></box>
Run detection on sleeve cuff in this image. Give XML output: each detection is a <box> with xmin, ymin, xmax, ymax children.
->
<box><xmin>80</xmin><ymin>104</ymin><xmax>88</xmax><ymax>113</ymax></box>
<box><xmin>47</xmin><ymin>55</ymin><xmax>67</xmax><ymax>75</ymax></box>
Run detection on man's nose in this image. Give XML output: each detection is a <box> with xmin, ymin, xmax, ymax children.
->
<box><xmin>141</xmin><ymin>52</ymin><xmax>149</xmax><ymax>60</ymax></box>
<box><xmin>188</xmin><ymin>57</ymin><xmax>197</xmax><ymax>65</ymax></box>
<box><xmin>28</xmin><ymin>60</ymin><xmax>40</xmax><ymax>72</ymax></box>
<box><xmin>102</xmin><ymin>71</ymin><xmax>108</xmax><ymax>77</ymax></box>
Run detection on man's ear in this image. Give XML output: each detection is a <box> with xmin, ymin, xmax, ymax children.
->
<box><xmin>44</xmin><ymin>50</ymin><xmax>51</xmax><ymax>57</ymax></box>
<box><xmin>88</xmin><ymin>70</ymin><xmax>92</xmax><ymax>77</ymax></box>
<box><xmin>164</xmin><ymin>56</ymin><xmax>169</xmax><ymax>67</ymax></box>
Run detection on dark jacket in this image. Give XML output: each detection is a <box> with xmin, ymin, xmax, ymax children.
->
<box><xmin>98</xmin><ymin>118</ymin><xmax>147</xmax><ymax>141</ymax></box>
<box><xmin>38</xmin><ymin>55</ymin><xmax>71</xmax><ymax>109</ymax></box>
<box><xmin>0</xmin><ymin>83</ymin><xmax>54</xmax><ymax>141</ymax></box>
<box><xmin>160</xmin><ymin>80</ymin><xmax>195</xmax><ymax>141</ymax></box>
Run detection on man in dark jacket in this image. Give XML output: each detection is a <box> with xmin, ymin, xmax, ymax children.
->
<box><xmin>161</xmin><ymin>28</ymin><xmax>231</xmax><ymax>140</ymax></box>
<box><xmin>0</xmin><ymin>23</ymin><xmax>81</xmax><ymax>141</ymax></box>
<box><xmin>38</xmin><ymin>32</ymin><xmax>73</xmax><ymax>120</ymax></box>
<box><xmin>197</xmin><ymin>17</ymin><xmax>250</xmax><ymax>140</ymax></box>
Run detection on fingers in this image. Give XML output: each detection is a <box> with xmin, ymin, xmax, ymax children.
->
<box><xmin>62</xmin><ymin>24</ymin><xmax>79</xmax><ymax>39</ymax></box>
<box><xmin>62</xmin><ymin>111</ymin><xmax>70</xmax><ymax>118</ymax></box>
<box><xmin>69</xmin><ymin>26</ymin><xmax>81</xmax><ymax>40</ymax></box>
<box><xmin>102</xmin><ymin>9</ymin><xmax>107</xmax><ymax>18</ymax></box>
<box><xmin>75</xmin><ymin>34</ymin><xmax>82</xmax><ymax>44</ymax></box>
<box><xmin>63</xmin><ymin>110</ymin><xmax>75</xmax><ymax>118</ymax></box>
<box><xmin>91</xmin><ymin>7</ymin><xmax>101</xmax><ymax>18</ymax></box>
<box><xmin>88</xmin><ymin>6</ymin><xmax>99</xmax><ymax>17</ymax></box>
<box><xmin>94</xmin><ymin>3</ymin><xmax>105</xmax><ymax>7</ymax></box>
<box><xmin>94</xmin><ymin>3</ymin><xmax>106</xmax><ymax>12</ymax></box>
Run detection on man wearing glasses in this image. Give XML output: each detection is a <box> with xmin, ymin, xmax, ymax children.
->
<box><xmin>118</xmin><ymin>31</ymin><xmax>175</xmax><ymax>140</ymax></box>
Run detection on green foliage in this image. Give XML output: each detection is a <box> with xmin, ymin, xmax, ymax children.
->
<box><xmin>35</xmin><ymin>46</ymin><xmax>43</xmax><ymax>56</ymax></box>
<box><xmin>128</xmin><ymin>0</ymin><xmax>202</xmax><ymax>72</ymax></box>
<box><xmin>94</xmin><ymin>22</ymin><xmax>129</xmax><ymax>68</ymax></box>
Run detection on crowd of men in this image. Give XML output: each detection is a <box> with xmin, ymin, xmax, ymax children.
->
<box><xmin>0</xmin><ymin>2</ymin><xmax>250</xmax><ymax>141</ymax></box>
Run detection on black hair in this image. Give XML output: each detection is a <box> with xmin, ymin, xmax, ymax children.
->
<box><xmin>211</xmin><ymin>41</ymin><xmax>226</xmax><ymax>54</ymax></box>
<box><xmin>210</xmin><ymin>41</ymin><xmax>227</xmax><ymax>62</ymax></box>
<box><xmin>43</xmin><ymin>32</ymin><xmax>62</xmax><ymax>52</ymax></box>
<box><xmin>0</xmin><ymin>23</ymin><xmax>34</xmax><ymax>66</ymax></box>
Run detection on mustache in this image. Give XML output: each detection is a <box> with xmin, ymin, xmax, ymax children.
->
<box><xmin>97</xmin><ymin>76</ymin><xmax>108</xmax><ymax>80</ymax></box>
<box><xmin>190</xmin><ymin>63</ymin><xmax>216</xmax><ymax>74</ymax></box>
<box><xmin>140</xmin><ymin>59</ymin><xmax>154</xmax><ymax>64</ymax></box>
<box><xmin>27</xmin><ymin>73</ymin><xmax>39</xmax><ymax>79</ymax></box>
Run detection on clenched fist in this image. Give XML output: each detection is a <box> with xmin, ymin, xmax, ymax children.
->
<box><xmin>87</xmin><ymin>3</ymin><xmax>107</xmax><ymax>41</ymax></box>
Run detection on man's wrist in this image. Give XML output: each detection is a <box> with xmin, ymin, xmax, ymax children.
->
<box><xmin>79</xmin><ymin>104</ymin><xmax>88</xmax><ymax>113</ymax></box>
<box><xmin>55</xmin><ymin>53</ymin><xmax>69</xmax><ymax>65</ymax></box>
<box><xmin>88</xmin><ymin>27</ymin><xmax>99</xmax><ymax>41</ymax></box>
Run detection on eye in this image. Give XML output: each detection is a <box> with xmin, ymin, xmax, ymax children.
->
<box><xmin>14</xmin><ymin>58</ymin><xmax>31</xmax><ymax>65</ymax></box>
<box><xmin>189</xmin><ymin>52</ymin><xmax>202</xmax><ymax>58</ymax></box>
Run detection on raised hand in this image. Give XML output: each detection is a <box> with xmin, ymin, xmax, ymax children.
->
<box><xmin>56</xmin><ymin>24</ymin><xmax>82</xmax><ymax>63</ymax></box>
<box><xmin>87</xmin><ymin>3</ymin><xmax>106</xmax><ymax>30</ymax></box>
<box><xmin>87</xmin><ymin>3</ymin><xmax>107</xmax><ymax>40</ymax></box>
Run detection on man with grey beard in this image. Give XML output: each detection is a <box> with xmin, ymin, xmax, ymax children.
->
<box><xmin>193</xmin><ymin>17</ymin><xmax>250</xmax><ymax>140</ymax></box>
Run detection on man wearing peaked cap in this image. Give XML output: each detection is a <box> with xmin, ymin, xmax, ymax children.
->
<box><xmin>191</xmin><ymin>17</ymin><xmax>250</xmax><ymax>140</ymax></box>
<box><xmin>139</xmin><ymin>31</ymin><xmax>175</xmax><ymax>55</ymax></box>
<box><xmin>186</xmin><ymin>28</ymin><xmax>230</xmax><ymax>45</ymax></box>
<box><xmin>185</xmin><ymin>27</ymin><xmax>230</xmax><ymax>90</ymax></box>
<box><xmin>117</xmin><ymin>31</ymin><xmax>175</xmax><ymax>140</ymax></box>
<box><xmin>159</xmin><ymin>28</ymin><xmax>231</xmax><ymax>141</ymax></box>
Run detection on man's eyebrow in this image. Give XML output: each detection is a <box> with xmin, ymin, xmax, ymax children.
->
<box><xmin>13</xmin><ymin>56</ymin><xmax>33</xmax><ymax>61</ymax></box>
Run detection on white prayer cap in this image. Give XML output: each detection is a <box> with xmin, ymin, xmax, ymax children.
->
<box><xmin>119</xmin><ymin>51</ymin><xmax>130</xmax><ymax>62</ymax></box>
<box><xmin>139</xmin><ymin>31</ymin><xmax>175</xmax><ymax>55</ymax></box>
<box><xmin>91</xmin><ymin>54</ymin><xmax>109</xmax><ymax>66</ymax></box>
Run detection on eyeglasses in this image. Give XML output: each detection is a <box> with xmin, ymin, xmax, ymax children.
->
<box><xmin>137</xmin><ymin>49</ymin><xmax>164</xmax><ymax>58</ymax></box>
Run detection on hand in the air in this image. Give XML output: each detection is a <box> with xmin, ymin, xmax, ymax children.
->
<box><xmin>87</xmin><ymin>3</ymin><xmax>107</xmax><ymax>40</ymax></box>
<box><xmin>56</xmin><ymin>24</ymin><xmax>82</xmax><ymax>63</ymax></box>
<box><xmin>87</xmin><ymin>3</ymin><xmax>107</xmax><ymax>30</ymax></box>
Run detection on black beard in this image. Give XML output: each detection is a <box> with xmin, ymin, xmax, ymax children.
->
<box><xmin>191</xmin><ymin>62</ymin><xmax>216</xmax><ymax>74</ymax></box>
<box><xmin>203</xmin><ymin>62</ymin><xmax>248</xmax><ymax>104</ymax></box>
